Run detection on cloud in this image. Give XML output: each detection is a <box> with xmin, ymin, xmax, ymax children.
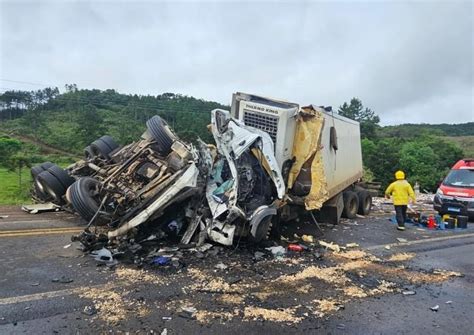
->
<box><xmin>1</xmin><ymin>0</ymin><xmax>472</xmax><ymax>124</ymax></box>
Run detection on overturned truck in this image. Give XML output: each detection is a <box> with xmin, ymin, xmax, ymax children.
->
<box><xmin>31</xmin><ymin>92</ymin><xmax>371</xmax><ymax>247</ymax></box>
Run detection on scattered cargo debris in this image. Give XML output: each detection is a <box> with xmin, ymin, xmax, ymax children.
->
<box><xmin>430</xmin><ymin>305</ymin><xmax>440</xmax><ymax>312</ymax></box>
<box><xmin>21</xmin><ymin>203</ymin><xmax>60</xmax><ymax>214</ymax></box>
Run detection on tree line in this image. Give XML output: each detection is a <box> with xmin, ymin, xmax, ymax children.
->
<box><xmin>338</xmin><ymin>98</ymin><xmax>465</xmax><ymax>191</ymax></box>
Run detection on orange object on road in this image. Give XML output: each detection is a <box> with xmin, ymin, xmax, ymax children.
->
<box><xmin>288</xmin><ymin>244</ymin><xmax>303</xmax><ymax>252</ymax></box>
<box><xmin>427</xmin><ymin>216</ymin><xmax>436</xmax><ymax>229</ymax></box>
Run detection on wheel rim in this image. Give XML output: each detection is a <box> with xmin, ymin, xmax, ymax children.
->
<box><xmin>35</xmin><ymin>180</ymin><xmax>45</xmax><ymax>193</ymax></box>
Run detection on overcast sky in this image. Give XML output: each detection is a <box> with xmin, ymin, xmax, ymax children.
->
<box><xmin>1</xmin><ymin>0</ymin><xmax>472</xmax><ymax>125</ymax></box>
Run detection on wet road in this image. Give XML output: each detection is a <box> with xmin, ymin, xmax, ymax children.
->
<box><xmin>0</xmin><ymin>206</ymin><xmax>473</xmax><ymax>334</ymax></box>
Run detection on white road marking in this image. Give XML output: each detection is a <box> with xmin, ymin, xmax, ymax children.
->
<box><xmin>366</xmin><ymin>232</ymin><xmax>474</xmax><ymax>251</ymax></box>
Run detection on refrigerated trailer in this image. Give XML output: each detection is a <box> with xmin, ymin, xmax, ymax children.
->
<box><xmin>231</xmin><ymin>92</ymin><xmax>371</xmax><ymax>225</ymax></box>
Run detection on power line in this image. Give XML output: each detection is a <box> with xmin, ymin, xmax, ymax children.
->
<box><xmin>0</xmin><ymin>78</ymin><xmax>54</xmax><ymax>87</ymax></box>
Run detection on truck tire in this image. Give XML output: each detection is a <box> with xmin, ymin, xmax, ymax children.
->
<box><xmin>36</xmin><ymin>170</ymin><xmax>67</xmax><ymax>203</ymax></box>
<box><xmin>47</xmin><ymin>165</ymin><xmax>75</xmax><ymax>190</ymax></box>
<box><xmin>146</xmin><ymin>115</ymin><xmax>175</xmax><ymax>156</ymax></box>
<box><xmin>31</xmin><ymin>162</ymin><xmax>55</xmax><ymax>179</ymax></box>
<box><xmin>357</xmin><ymin>190</ymin><xmax>372</xmax><ymax>215</ymax></box>
<box><xmin>69</xmin><ymin>177</ymin><xmax>106</xmax><ymax>225</ymax></box>
<box><xmin>248</xmin><ymin>216</ymin><xmax>273</xmax><ymax>243</ymax></box>
<box><xmin>90</xmin><ymin>135</ymin><xmax>118</xmax><ymax>160</ymax></box>
<box><xmin>342</xmin><ymin>191</ymin><xmax>359</xmax><ymax>219</ymax></box>
<box><xmin>31</xmin><ymin>162</ymin><xmax>55</xmax><ymax>200</ymax></box>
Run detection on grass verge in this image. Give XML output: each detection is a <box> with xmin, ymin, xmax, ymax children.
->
<box><xmin>0</xmin><ymin>168</ymin><xmax>33</xmax><ymax>205</ymax></box>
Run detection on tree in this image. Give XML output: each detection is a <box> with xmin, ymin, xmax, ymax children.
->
<box><xmin>361</xmin><ymin>137</ymin><xmax>404</xmax><ymax>188</ymax></box>
<box><xmin>0</xmin><ymin>137</ymin><xmax>32</xmax><ymax>192</ymax></box>
<box><xmin>9</xmin><ymin>152</ymin><xmax>32</xmax><ymax>189</ymax></box>
<box><xmin>399</xmin><ymin>142</ymin><xmax>442</xmax><ymax>191</ymax></box>
<box><xmin>339</xmin><ymin>98</ymin><xmax>380</xmax><ymax>139</ymax></box>
<box><xmin>0</xmin><ymin>137</ymin><xmax>22</xmax><ymax>168</ymax></box>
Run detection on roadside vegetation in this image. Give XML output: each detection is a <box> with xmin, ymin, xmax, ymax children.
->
<box><xmin>0</xmin><ymin>87</ymin><xmax>471</xmax><ymax>204</ymax></box>
<box><xmin>336</xmin><ymin>98</ymin><xmax>467</xmax><ymax>191</ymax></box>
<box><xmin>0</xmin><ymin>135</ymin><xmax>76</xmax><ymax>204</ymax></box>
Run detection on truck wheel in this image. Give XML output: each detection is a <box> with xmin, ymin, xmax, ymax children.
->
<box><xmin>69</xmin><ymin>177</ymin><xmax>106</xmax><ymax>225</ymax></box>
<box><xmin>36</xmin><ymin>171</ymin><xmax>67</xmax><ymax>203</ymax></box>
<box><xmin>357</xmin><ymin>190</ymin><xmax>372</xmax><ymax>215</ymax></box>
<box><xmin>31</xmin><ymin>162</ymin><xmax>55</xmax><ymax>200</ymax></box>
<box><xmin>90</xmin><ymin>135</ymin><xmax>119</xmax><ymax>160</ymax></box>
<box><xmin>248</xmin><ymin>216</ymin><xmax>273</xmax><ymax>243</ymax></box>
<box><xmin>342</xmin><ymin>191</ymin><xmax>359</xmax><ymax>219</ymax></box>
<box><xmin>146</xmin><ymin>115</ymin><xmax>176</xmax><ymax>156</ymax></box>
<box><xmin>31</xmin><ymin>162</ymin><xmax>54</xmax><ymax>179</ymax></box>
<box><xmin>47</xmin><ymin>165</ymin><xmax>75</xmax><ymax>189</ymax></box>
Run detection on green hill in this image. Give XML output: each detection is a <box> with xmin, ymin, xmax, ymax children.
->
<box><xmin>443</xmin><ymin>136</ymin><xmax>474</xmax><ymax>158</ymax></box>
<box><xmin>379</xmin><ymin>122</ymin><xmax>474</xmax><ymax>138</ymax></box>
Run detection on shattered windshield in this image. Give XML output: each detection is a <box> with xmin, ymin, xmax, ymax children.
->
<box><xmin>443</xmin><ymin>169</ymin><xmax>474</xmax><ymax>188</ymax></box>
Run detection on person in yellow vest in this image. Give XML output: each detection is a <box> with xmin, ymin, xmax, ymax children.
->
<box><xmin>385</xmin><ymin>170</ymin><xmax>416</xmax><ymax>231</ymax></box>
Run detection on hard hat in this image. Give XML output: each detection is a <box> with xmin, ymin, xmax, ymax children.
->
<box><xmin>395</xmin><ymin>170</ymin><xmax>405</xmax><ymax>180</ymax></box>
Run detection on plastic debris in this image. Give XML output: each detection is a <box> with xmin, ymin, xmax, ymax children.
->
<box><xmin>182</xmin><ymin>306</ymin><xmax>197</xmax><ymax>314</ymax></box>
<box><xmin>179</xmin><ymin>306</ymin><xmax>197</xmax><ymax>319</ymax></box>
<box><xmin>430</xmin><ymin>305</ymin><xmax>439</xmax><ymax>312</ymax></box>
<box><xmin>90</xmin><ymin>247</ymin><xmax>116</xmax><ymax>264</ymax></box>
<box><xmin>384</xmin><ymin>245</ymin><xmax>391</xmax><ymax>250</ymax></box>
<box><xmin>319</xmin><ymin>240</ymin><xmax>341</xmax><ymax>252</ymax></box>
<box><xmin>288</xmin><ymin>244</ymin><xmax>304</xmax><ymax>252</ymax></box>
<box><xmin>161</xmin><ymin>329</ymin><xmax>168</xmax><ymax>335</ymax></box>
<box><xmin>402</xmin><ymin>290</ymin><xmax>416</xmax><ymax>295</ymax></box>
<box><xmin>396</xmin><ymin>238</ymin><xmax>408</xmax><ymax>243</ymax></box>
<box><xmin>152</xmin><ymin>256</ymin><xmax>171</xmax><ymax>266</ymax></box>
<box><xmin>215</xmin><ymin>262</ymin><xmax>228</xmax><ymax>270</ymax></box>
<box><xmin>196</xmin><ymin>243</ymin><xmax>213</xmax><ymax>252</ymax></box>
<box><xmin>63</xmin><ymin>244</ymin><xmax>71</xmax><ymax>249</ymax></box>
<box><xmin>254</xmin><ymin>251</ymin><xmax>265</xmax><ymax>261</ymax></box>
<box><xmin>266</xmin><ymin>246</ymin><xmax>287</xmax><ymax>257</ymax></box>
<box><xmin>162</xmin><ymin>317</ymin><xmax>172</xmax><ymax>321</ymax></box>
<box><xmin>82</xmin><ymin>305</ymin><xmax>97</xmax><ymax>316</ymax></box>
<box><xmin>445</xmin><ymin>301</ymin><xmax>452</xmax><ymax>304</ymax></box>
<box><xmin>346</xmin><ymin>243</ymin><xmax>359</xmax><ymax>248</ymax></box>
<box><xmin>301</xmin><ymin>235</ymin><xmax>314</xmax><ymax>243</ymax></box>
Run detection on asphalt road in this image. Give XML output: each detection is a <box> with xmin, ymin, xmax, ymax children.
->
<box><xmin>0</xmin><ymin>206</ymin><xmax>473</xmax><ymax>334</ymax></box>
